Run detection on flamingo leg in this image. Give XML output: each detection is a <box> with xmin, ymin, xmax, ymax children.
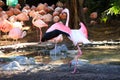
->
<box><xmin>5</xmin><ymin>32</ymin><xmax>8</xmax><ymax>41</ymax></box>
<box><xmin>71</xmin><ymin>44</ymin><xmax>82</xmax><ymax>73</ymax></box>
<box><xmin>36</xmin><ymin>28</ymin><xmax>39</xmax><ymax>42</ymax></box>
<box><xmin>54</xmin><ymin>41</ymin><xmax>57</xmax><ymax>60</ymax></box>
<box><xmin>39</xmin><ymin>28</ymin><xmax>42</xmax><ymax>43</ymax></box>
<box><xmin>14</xmin><ymin>39</ymin><xmax>18</xmax><ymax>52</ymax></box>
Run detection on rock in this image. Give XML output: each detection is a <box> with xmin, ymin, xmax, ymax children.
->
<box><xmin>2</xmin><ymin>61</ymin><xmax>22</xmax><ymax>70</ymax></box>
<box><xmin>15</xmin><ymin>56</ymin><xmax>29</xmax><ymax>65</ymax></box>
<box><xmin>15</xmin><ymin>56</ymin><xmax>36</xmax><ymax>65</ymax></box>
<box><xmin>70</xmin><ymin>59</ymin><xmax>89</xmax><ymax>66</ymax></box>
<box><xmin>60</xmin><ymin>44</ymin><xmax>68</xmax><ymax>52</ymax></box>
<box><xmin>0</xmin><ymin>51</ymin><xmax>4</xmax><ymax>56</ymax></box>
<box><xmin>28</xmin><ymin>57</ymin><xmax>36</xmax><ymax>65</ymax></box>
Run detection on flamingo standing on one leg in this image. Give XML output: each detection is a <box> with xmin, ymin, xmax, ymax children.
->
<box><xmin>42</xmin><ymin>8</ymin><xmax>91</xmax><ymax>73</ymax></box>
<box><xmin>32</xmin><ymin>15</ymin><xmax>48</xmax><ymax>43</ymax></box>
<box><xmin>62</xmin><ymin>8</ymin><xmax>91</xmax><ymax>73</ymax></box>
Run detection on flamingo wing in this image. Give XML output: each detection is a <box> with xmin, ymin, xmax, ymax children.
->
<box><xmin>79</xmin><ymin>22</ymin><xmax>88</xmax><ymax>38</ymax></box>
<box><xmin>70</xmin><ymin>30</ymin><xmax>91</xmax><ymax>46</ymax></box>
<box><xmin>46</xmin><ymin>22</ymin><xmax>71</xmax><ymax>34</ymax></box>
<box><xmin>42</xmin><ymin>22</ymin><xmax>71</xmax><ymax>42</ymax></box>
<box><xmin>33</xmin><ymin>19</ymin><xmax>48</xmax><ymax>28</ymax></box>
<box><xmin>42</xmin><ymin>29</ymin><xmax>69</xmax><ymax>42</ymax></box>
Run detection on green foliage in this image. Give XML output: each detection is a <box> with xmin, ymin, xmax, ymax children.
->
<box><xmin>101</xmin><ymin>0</ymin><xmax>120</xmax><ymax>23</ymax></box>
<box><xmin>108</xmin><ymin>6</ymin><xmax>120</xmax><ymax>15</ymax></box>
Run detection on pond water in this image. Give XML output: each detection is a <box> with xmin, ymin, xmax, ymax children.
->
<box><xmin>0</xmin><ymin>45</ymin><xmax>120</xmax><ymax>66</ymax></box>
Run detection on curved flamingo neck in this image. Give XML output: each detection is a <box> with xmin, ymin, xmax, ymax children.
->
<box><xmin>32</xmin><ymin>16</ymin><xmax>36</xmax><ymax>25</ymax></box>
<box><xmin>65</xmin><ymin>8</ymin><xmax>70</xmax><ymax>27</ymax></box>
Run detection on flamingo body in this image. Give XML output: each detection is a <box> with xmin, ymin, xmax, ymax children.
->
<box><xmin>0</xmin><ymin>20</ymin><xmax>12</xmax><ymax>33</ymax></box>
<box><xmin>32</xmin><ymin>15</ymin><xmax>48</xmax><ymax>43</ymax></box>
<box><xmin>16</xmin><ymin>12</ymin><xmax>29</xmax><ymax>21</ymax></box>
<box><xmin>12</xmin><ymin>22</ymin><xmax>23</xmax><ymax>29</ymax></box>
<box><xmin>48</xmin><ymin>34</ymin><xmax>63</xmax><ymax>43</ymax></box>
<box><xmin>33</xmin><ymin>19</ymin><xmax>48</xmax><ymax>28</ymax></box>
<box><xmin>8</xmin><ymin>27</ymin><xmax>26</xmax><ymax>40</ymax></box>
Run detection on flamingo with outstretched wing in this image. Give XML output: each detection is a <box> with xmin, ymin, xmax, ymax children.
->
<box><xmin>42</xmin><ymin>8</ymin><xmax>91</xmax><ymax>73</ymax></box>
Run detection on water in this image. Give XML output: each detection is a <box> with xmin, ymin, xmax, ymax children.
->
<box><xmin>0</xmin><ymin>47</ymin><xmax>120</xmax><ymax>65</ymax></box>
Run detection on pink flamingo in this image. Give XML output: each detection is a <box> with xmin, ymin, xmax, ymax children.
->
<box><xmin>8</xmin><ymin>27</ymin><xmax>26</xmax><ymax>42</ymax></box>
<box><xmin>42</xmin><ymin>8</ymin><xmax>91</xmax><ymax>73</ymax></box>
<box><xmin>32</xmin><ymin>15</ymin><xmax>48</xmax><ymax>43</ymax></box>
<box><xmin>0</xmin><ymin>18</ymin><xmax>12</xmax><ymax>41</ymax></box>
<box><xmin>16</xmin><ymin>12</ymin><xmax>29</xmax><ymax>26</ymax></box>
<box><xmin>90</xmin><ymin>12</ymin><xmax>98</xmax><ymax>19</ymax></box>
<box><xmin>62</xmin><ymin>8</ymin><xmax>91</xmax><ymax>73</ymax></box>
<box><xmin>8</xmin><ymin>27</ymin><xmax>26</xmax><ymax>51</ymax></box>
<box><xmin>0</xmin><ymin>19</ymin><xmax>12</xmax><ymax>33</ymax></box>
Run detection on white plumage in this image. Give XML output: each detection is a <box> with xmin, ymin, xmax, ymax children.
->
<box><xmin>70</xmin><ymin>30</ymin><xmax>91</xmax><ymax>46</ymax></box>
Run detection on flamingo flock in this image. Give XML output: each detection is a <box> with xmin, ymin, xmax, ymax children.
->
<box><xmin>0</xmin><ymin>1</ymin><xmax>65</xmax><ymax>42</ymax></box>
<box><xmin>0</xmin><ymin>1</ymin><xmax>91</xmax><ymax>73</ymax></box>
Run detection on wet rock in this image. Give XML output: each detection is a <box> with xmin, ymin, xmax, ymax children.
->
<box><xmin>2</xmin><ymin>61</ymin><xmax>22</xmax><ymax>70</ymax></box>
<box><xmin>0</xmin><ymin>51</ymin><xmax>4</xmax><ymax>55</ymax></box>
<box><xmin>15</xmin><ymin>56</ymin><xmax>36</xmax><ymax>65</ymax></box>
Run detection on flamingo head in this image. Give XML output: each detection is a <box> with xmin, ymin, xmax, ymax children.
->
<box><xmin>62</xmin><ymin>8</ymin><xmax>69</xmax><ymax>14</ymax></box>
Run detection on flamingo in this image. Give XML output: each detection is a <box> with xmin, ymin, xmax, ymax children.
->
<box><xmin>8</xmin><ymin>27</ymin><xmax>26</xmax><ymax>42</ymax></box>
<box><xmin>0</xmin><ymin>18</ymin><xmax>13</xmax><ymax>41</ymax></box>
<box><xmin>16</xmin><ymin>11</ymin><xmax>29</xmax><ymax>26</ymax></box>
<box><xmin>32</xmin><ymin>14</ymin><xmax>48</xmax><ymax>43</ymax></box>
<box><xmin>8</xmin><ymin>27</ymin><xmax>27</xmax><ymax>51</ymax></box>
<box><xmin>0</xmin><ymin>19</ymin><xmax>12</xmax><ymax>33</ymax></box>
<box><xmin>90</xmin><ymin>12</ymin><xmax>98</xmax><ymax>19</ymax></box>
<box><xmin>42</xmin><ymin>8</ymin><xmax>91</xmax><ymax>73</ymax></box>
<box><xmin>61</xmin><ymin>8</ymin><xmax>91</xmax><ymax>73</ymax></box>
<box><xmin>8</xmin><ymin>15</ymin><xmax>23</xmax><ymax>29</ymax></box>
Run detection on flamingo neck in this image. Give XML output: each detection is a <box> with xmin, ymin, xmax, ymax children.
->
<box><xmin>65</xmin><ymin>9</ymin><xmax>69</xmax><ymax>27</ymax></box>
<box><xmin>32</xmin><ymin>17</ymin><xmax>36</xmax><ymax>25</ymax></box>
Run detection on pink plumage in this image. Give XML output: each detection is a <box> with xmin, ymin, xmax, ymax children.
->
<box><xmin>46</xmin><ymin>22</ymin><xmax>71</xmax><ymax>35</ymax></box>
<box><xmin>0</xmin><ymin>20</ymin><xmax>12</xmax><ymax>33</ymax></box>
<box><xmin>8</xmin><ymin>27</ymin><xmax>26</xmax><ymax>40</ymax></box>
<box><xmin>79</xmin><ymin>22</ymin><xmax>88</xmax><ymax>38</ymax></box>
<box><xmin>32</xmin><ymin>15</ymin><xmax>48</xmax><ymax>43</ymax></box>
<box><xmin>32</xmin><ymin>19</ymin><xmax>48</xmax><ymax>28</ymax></box>
<box><xmin>42</xmin><ymin>8</ymin><xmax>91</xmax><ymax>73</ymax></box>
<box><xmin>48</xmin><ymin>34</ymin><xmax>63</xmax><ymax>43</ymax></box>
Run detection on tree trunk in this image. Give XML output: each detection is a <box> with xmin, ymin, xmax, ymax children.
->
<box><xmin>65</xmin><ymin>0</ymin><xmax>86</xmax><ymax>29</ymax></box>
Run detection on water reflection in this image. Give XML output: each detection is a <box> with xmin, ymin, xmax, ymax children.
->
<box><xmin>0</xmin><ymin>47</ymin><xmax>120</xmax><ymax>66</ymax></box>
